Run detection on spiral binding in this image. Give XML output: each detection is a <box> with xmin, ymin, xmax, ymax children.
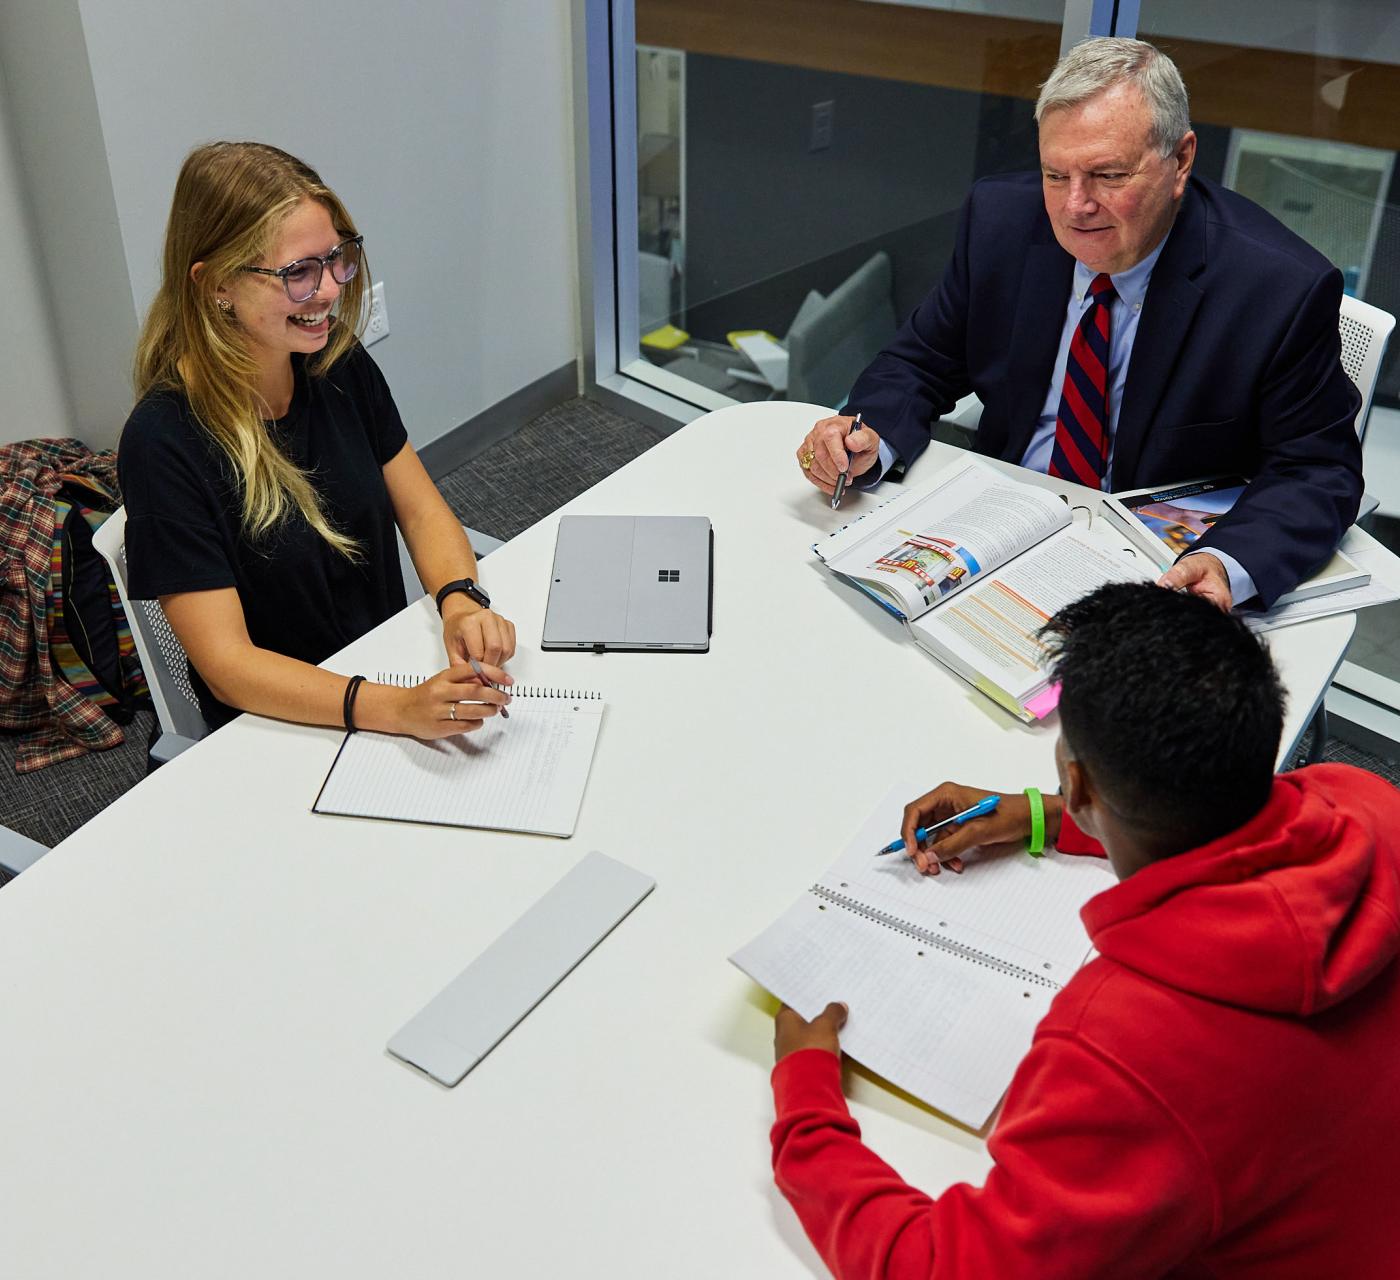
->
<box><xmin>374</xmin><ymin>672</ymin><xmax>601</xmax><ymax>700</ymax></box>
<box><xmin>810</xmin><ymin>884</ymin><xmax>1061</xmax><ymax>991</ymax></box>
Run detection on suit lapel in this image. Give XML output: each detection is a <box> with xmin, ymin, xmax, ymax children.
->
<box><xmin>1005</xmin><ymin>242</ymin><xmax>1074</xmax><ymax>464</ymax></box>
<box><xmin>1114</xmin><ymin>184</ymin><xmax>1207</xmax><ymax>487</ymax></box>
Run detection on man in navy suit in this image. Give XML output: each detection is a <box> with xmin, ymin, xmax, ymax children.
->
<box><xmin>796</xmin><ymin>38</ymin><xmax>1363</xmax><ymax>610</ymax></box>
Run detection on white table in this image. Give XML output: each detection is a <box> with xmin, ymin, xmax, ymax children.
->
<box><xmin>0</xmin><ymin>403</ymin><xmax>1354</xmax><ymax>1278</ymax></box>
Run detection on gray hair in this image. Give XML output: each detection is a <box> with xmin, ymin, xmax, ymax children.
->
<box><xmin>1035</xmin><ymin>37</ymin><xmax>1191</xmax><ymax>156</ymax></box>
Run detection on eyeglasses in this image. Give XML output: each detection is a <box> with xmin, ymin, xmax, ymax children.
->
<box><xmin>241</xmin><ymin>235</ymin><xmax>363</xmax><ymax>303</ymax></box>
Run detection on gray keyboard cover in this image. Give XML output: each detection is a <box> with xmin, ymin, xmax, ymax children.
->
<box><xmin>387</xmin><ymin>851</ymin><xmax>655</xmax><ymax>1086</ymax></box>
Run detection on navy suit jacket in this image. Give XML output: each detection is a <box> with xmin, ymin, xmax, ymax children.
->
<box><xmin>845</xmin><ymin>172</ymin><xmax>1364</xmax><ymax>608</ymax></box>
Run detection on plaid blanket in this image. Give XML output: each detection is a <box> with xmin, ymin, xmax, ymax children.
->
<box><xmin>0</xmin><ymin>437</ymin><xmax>128</xmax><ymax>771</ymax></box>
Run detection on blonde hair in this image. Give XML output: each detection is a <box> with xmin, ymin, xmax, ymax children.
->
<box><xmin>133</xmin><ymin>141</ymin><xmax>370</xmax><ymax>558</ymax></box>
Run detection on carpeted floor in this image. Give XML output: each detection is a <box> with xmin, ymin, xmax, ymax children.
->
<box><xmin>3</xmin><ymin>394</ymin><xmax>1397</xmax><ymax>867</ymax></box>
<box><xmin>435</xmin><ymin>395</ymin><xmax>666</xmax><ymax>544</ymax></box>
<box><xmin>0</xmin><ymin>709</ymin><xmax>163</xmax><ymax>865</ymax></box>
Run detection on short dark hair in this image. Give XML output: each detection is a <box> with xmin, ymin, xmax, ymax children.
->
<box><xmin>1041</xmin><ymin>583</ymin><xmax>1285</xmax><ymax>851</ymax></box>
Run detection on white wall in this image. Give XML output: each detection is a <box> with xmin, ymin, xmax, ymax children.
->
<box><xmin>0</xmin><ymin>0</ymin><xmax>579</xmax><ymax>452</ymax></box>
<box><xmin>0</xmin><ymin>71</ymin><xmax>74</xmax><ymax>445</ymax></box>
<box><xmin>0</xmin><ymin>0</ymin><xmax>136</xmax><ymax>450</ymax></box>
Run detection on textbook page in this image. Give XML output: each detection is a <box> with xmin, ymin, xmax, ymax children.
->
<box><xmin>818</xmin><ymin>459</ymin><xmax>1071</xmax><ymax>620</ymax></box>
<box><xmin>313</xmin><ymin>691</ymin><xmax>605</xmax><ymax>837</ymax></box>
<box><xmin>731</xmin><ymin>782</ymin><xmax>1115</xmax><ymax>1129</ymax></box>
<box><xmin>910</xmin><ymin>525</ymin><xmax>1151</xmax><ymax>710</ymax></box>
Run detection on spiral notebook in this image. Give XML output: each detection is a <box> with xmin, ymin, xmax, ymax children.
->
<box><xmin>730</xmin><ymin>780</ymin><xmax>1115</xmax><ymax>1129</ymax></box>
<box><xmin>312</xmin><ymin>676</ymin><xmax>605</xmax><ymax>837</ymax></box>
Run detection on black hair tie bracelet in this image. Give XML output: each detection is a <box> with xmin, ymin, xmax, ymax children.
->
<box><xmin>343</xmin><ymin>674</ymin><xmax>368</xmax><ymax>733</ymax></box>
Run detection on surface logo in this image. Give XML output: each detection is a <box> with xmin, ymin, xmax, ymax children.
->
<box><xmin>657</xmin><ymin>569</ymin><xmax>680</xmax><ymax>582</ymax></box>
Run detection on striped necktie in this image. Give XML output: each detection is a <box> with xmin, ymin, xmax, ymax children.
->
<box><xmin>1048</xmin><ymin>272</ymin><xmax>1116</xmax><ymax>489</ymax></box>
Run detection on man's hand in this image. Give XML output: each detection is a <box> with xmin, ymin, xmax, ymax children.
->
<box><xmin>1158</xmin><ymin>552</ymin><xmax>1233</xmax><ymax>611</ymax></box>
<box><xmin>899</xmin><ymin>782</ymin><xmax>1064</xmax><ymax>875</ymax></box>
<box><xmin>775</xmin><ymin>1002</ymin><xmax>848</xmax><ymax>1064</ymax></box>
<box><xmin>797</xmin><ymin>416</ymin><xmax>881</xmax><ymax>496</ymax></box>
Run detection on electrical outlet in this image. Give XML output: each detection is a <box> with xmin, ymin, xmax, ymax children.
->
<box><xmin>810</xmin><ymin>100</ymin><xmax>834</xmax><ymax>152</ymax></box>
<box><xmin>366</xmin><ymin>280</ymin><xmax>389</xmax><ymax>346</ymax></box>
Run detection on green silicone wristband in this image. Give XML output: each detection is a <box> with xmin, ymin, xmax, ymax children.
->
<box><xmin>1024</xmin><ymin>787</ymin><xmax>1046</xmax><ymax>857</ymax></box>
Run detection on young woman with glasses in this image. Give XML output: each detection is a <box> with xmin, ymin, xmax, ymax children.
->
<box><xmin>119</xmin><ymin>141</ymin><xmax>514</xmax><ymax>738</ymax></box>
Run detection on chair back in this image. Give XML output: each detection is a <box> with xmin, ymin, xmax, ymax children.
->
<box><xmin>787</xmin><ymin>251</ymin><xmax>896</xmax><ymax>409</ymax></box>
<box><xmin>91</xmin><ymin>506</ymin><xmax>211</xmax><ymax>745</ymax></box>
<box><xmin>0</xmin><ymin>823</ymin><xmax>48</xmax><ymax>877</ymax></box>
<box><xmin>638</xmin><ymin>251</ymin><xmax>673</xmax><ymax>336</ymax></box>
<box><xmin>1338</xmin><ymin>294</ymin><xmax>1396</xmax><ymax>442</ymax></box>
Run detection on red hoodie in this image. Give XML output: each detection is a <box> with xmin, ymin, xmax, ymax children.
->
<box><xmin>771</xmin><ymin>764</ymin><xmax>1400</xmax><ymax>1278</ymax></box>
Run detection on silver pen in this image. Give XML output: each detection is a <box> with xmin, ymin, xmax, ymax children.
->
<box><xmin>468</xmin><ymin>657</ymin><xmax>510</xmax><ymax>719</ymax></box>
<box><xmin>831</xmin><ymin>412</ymin><xmax>861</xmax><ymax>510</ymax></box>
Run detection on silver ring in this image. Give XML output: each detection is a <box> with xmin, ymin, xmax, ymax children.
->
<box><xmin>449</xmin><ymin>702</ymin><xmax>456</xmax><ymax>721</ymax></box>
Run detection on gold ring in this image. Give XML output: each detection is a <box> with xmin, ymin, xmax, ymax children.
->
<box><xmin>449</xmin><ymin>702</ymin><xmax>457</xmax><ymax>721</ymax></box>
<box><xmin>800</xmin><ymin>448</ymin><xmax>816</xmax><ymax>470</ymax></box>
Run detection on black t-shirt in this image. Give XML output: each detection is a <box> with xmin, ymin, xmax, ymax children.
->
<box><xmin>117</xmin><ymin>343</ymin><xmax>409</xmax><ymax>728</ymax></box>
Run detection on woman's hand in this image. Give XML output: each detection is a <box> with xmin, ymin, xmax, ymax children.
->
<box><xmin>899</xmin><ymin>782</ymin><xmax>1063</xmax><ymax>875</ymax></box>
<box><xmin>367</xmin><ymin>662</ymin><xmax>513</xmax><ymax>739</ymax></box>
<box><xmin>441</xmin><ymin>600</ymin><xmax>517</xmax><ymax>668</ymax></box>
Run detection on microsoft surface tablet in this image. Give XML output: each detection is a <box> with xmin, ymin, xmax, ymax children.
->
<box><xmin>542</xmin><ymin>514</ymin><xmax>712</xmax><ymax>652</ymax></box>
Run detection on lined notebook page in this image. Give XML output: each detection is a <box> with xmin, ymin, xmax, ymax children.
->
<box><xmin>313</xmin><ymin>685</ymin><xmax>605</xmax><ymax>837</ymax></box>
<box><xmin>730</xmin><ymin>781</ymin><xmax>1115</xmax><ymax>1129</ymax></box>
<box><xmin>818</xmin><ymin>783</ymin><xmax>1114</xmax><ymax>983</ymax></box>
<box><xmin>733</xmin><ymin>894</ymin><xmax>1055</xmax><ymax>1129</ymax></box>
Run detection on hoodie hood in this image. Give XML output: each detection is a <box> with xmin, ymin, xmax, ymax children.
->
<box><xmin>1082</xmin><ymin>764</ymin><xmax>1400</xmax><ymax>1016</ymax></box>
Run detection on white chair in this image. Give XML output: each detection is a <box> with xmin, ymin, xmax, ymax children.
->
<box><xmin>1338</xmin><ymin>294</ymin><xmax>1395</xmax><ymax>525</ymax></box>
<box><xmin>0</xmin><ymin>824</ymin><xmax>48</xmax><ymax>878</ymax></box>
<box><xmin>1338</xmin><ymin>294</ymin><xmax>1395</xmax><ymax>445</ymax></box>
<box><xmin>91</xmin><ymin>506</ymin><xmax>211</xmax><ymax>766</ymax></box>
<box><xmin>638</xmin><ymin>250</ymin><xmax>674</xmax><ymax>338</ymax></box>
<box><xmin>1306</xmin><ymin>295</ymin><xmax>1396</xmax><ymax>762</ymax></box>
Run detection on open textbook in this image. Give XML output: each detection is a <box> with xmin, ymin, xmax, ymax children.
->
<box><xmin>731</xmin><ymin>782</ymin><xmax>1116</xmax><ymax>1130</ymax></box>
<box><xmin>815</xmin><ymin>458</ymin><xmax>1150</xmax><ymax>721</ymax></box>
<box><xmin>1101</xmin><ymin>476</ymin><xmax>1368</xmax><ymax>605</ymax></box>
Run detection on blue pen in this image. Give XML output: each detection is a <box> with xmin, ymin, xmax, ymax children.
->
<box><xmin>874</xmin><ymin>794</ymin><xmax>1000</xmax><ymax>856</ymax></box>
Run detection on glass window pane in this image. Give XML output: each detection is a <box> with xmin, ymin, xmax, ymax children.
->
<box><xmin>629</xmin><ymin>0</ymin><xmax>1066</xmax><ymax>407</ymax></box>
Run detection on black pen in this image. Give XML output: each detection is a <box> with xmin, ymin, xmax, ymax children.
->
<box><xmin>831</xmin><ymin>412</ymin><xmax>861</xmax><ymax>510</ymax></box>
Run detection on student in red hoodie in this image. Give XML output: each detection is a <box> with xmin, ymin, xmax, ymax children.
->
<box><xmin>770</xmin><ymin>582</ymin><xmax>1400</xmax><ymax>1279</ymax></box>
